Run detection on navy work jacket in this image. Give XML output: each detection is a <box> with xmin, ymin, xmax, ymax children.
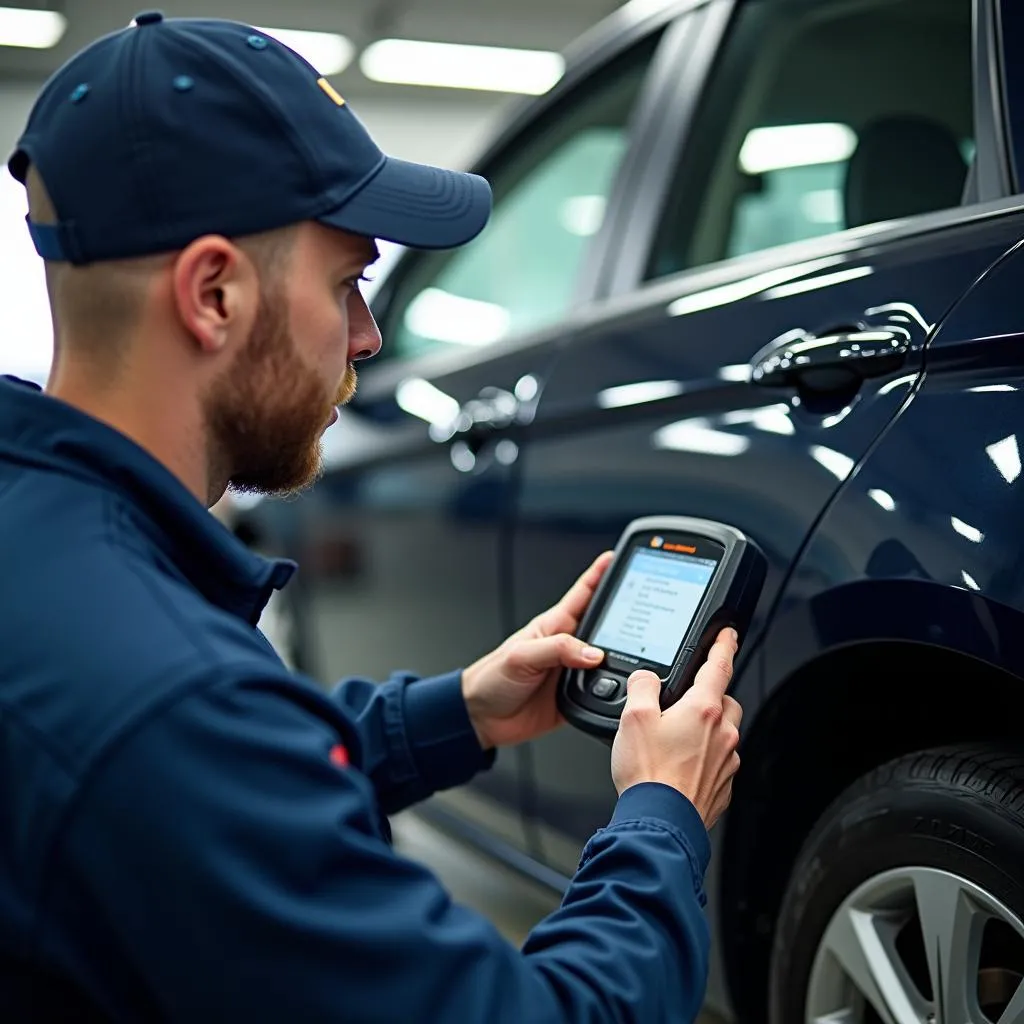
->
<box><xmin>0</xmin><ymin>375</ymin><xmax>712</xmax><ymax>1022</ymax></box>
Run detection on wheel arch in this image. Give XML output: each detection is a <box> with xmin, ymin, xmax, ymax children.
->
<box><xmin>720</xmin><ymin>578</ymin><xmax>1024</xmax><ymax>1022</ymax></box>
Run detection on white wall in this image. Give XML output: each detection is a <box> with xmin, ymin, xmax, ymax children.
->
<box><xmin>0</xmin><ymin>86</ymin><xmax>51</xmax><ymax>382</ymax></box>
<box><xmin>0</xmin><ymin>83</ymin><xmax>505</xmax><ymax>382</ymax></box>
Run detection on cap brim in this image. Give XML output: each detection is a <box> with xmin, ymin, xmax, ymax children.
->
<box><xmin>319</xmin><ymin>156</ymin><xmax>492</xmax><ymax>250</ymax></box>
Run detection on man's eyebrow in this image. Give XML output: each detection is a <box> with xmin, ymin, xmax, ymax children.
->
<box><xmin>343</xmin><ymin>242</ymin><xmax>379</xmax><ymax>273</ymax></box>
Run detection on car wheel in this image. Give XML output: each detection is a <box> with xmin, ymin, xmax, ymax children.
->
<box><xmin>768</xmin><ymin>746</ymin><xmax>1024</xmax><ymax>1023</ymax></box>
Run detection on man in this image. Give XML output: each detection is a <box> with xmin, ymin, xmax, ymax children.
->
<box><xmin>0</xmin><ymin>12</ymin><xmax>742</xmax><ymax>1023</ymax></box>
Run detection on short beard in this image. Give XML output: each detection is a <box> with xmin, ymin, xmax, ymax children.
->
<box><xmin>203</xmin><ymin>287</ymin><xmax>356</xmax><ymax>499</ymax></box>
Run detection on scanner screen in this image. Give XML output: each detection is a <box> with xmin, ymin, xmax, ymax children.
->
<box><xmin>591</xmin><ymin>545</ymin><xmax>717</xmax><ymax>666</ymax></box>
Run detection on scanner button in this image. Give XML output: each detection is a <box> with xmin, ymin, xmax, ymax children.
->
<box><xmin>605</xmin><ymin>655</ymin><xmax>636</xmax><ymax>673</ymax></box>
<box><xmin>590</xmin><ymin>677</ymin><xmax>620</xmax><ymax>700</ymax></box>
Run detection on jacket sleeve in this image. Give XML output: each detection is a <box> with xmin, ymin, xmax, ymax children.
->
<box><xmin>53</xmin><ymin>672</ymin><xmax>712</xmax><ymax>1024</ymax></box>
<box><xmin>330</xmin><ymin>668</ymin><xmax>496</xmax><ymax>814</ymax></box>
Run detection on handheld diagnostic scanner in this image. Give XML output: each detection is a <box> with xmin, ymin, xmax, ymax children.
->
<box><xmin>557</xmin><ymin>516</ymin><xmax>766</xmax><ymax>741</ymax></box>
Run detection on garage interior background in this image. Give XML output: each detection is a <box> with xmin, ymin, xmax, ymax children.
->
<box><xmin>0</xmin><ymin>0</ymin><xmax>639</xmax><ymax>383</ymax></box>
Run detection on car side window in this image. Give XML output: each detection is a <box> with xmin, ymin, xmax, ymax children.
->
<box><xmin>646</xmin><ymin>0</ymin><xmax>974</xmax><ymax>281</ymax></box>
<box><xmin>996</xmin><ymin>0</ymin><xmax>1024</xmax><ymax>192</ymax></box>
<box><xmin>379</xmin><ymin>31</ymin><xmax>663</xmax><ymax>360</ymax></box>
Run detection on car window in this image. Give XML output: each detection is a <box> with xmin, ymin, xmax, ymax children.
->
<box><xmin>380</xmin><ymin>30</ymin><xmax>663</xmax><ymax>360</ymax></box>
<box><xmin>996</xmin><ymin>0</ymin><xmax>1024</xmax><ymax>193</ymax></box>
<box><xmin>646</xmin><ymin>0</ymin><xmax>974</xmax><ymax>281</ymax></box>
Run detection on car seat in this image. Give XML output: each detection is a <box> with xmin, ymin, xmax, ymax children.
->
<box><xmin>843</xmin><ymin>114</ymin><xmax>969</xmax><ymax>228</ymax></box>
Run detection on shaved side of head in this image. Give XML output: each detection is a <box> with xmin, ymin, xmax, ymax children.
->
<box><xmin>26</xmin><ymin>166</ymin><xmax>166</xmax><ymax>370</ymax></box>
<box><xmin>25</xmin><ymin>166</ymin><xmax>297</xmax><ymax>374</ymax></box>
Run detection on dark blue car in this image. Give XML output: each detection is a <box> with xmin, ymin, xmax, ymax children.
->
<box><xmin>247</xmin><ymin>0</ymin><xmax>1024</xmax><ymax>1019</ymax></box>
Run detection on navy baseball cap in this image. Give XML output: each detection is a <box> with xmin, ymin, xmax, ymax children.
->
<box><xmin>7</xmin><ymin>11</ymin><xmax>493</xmax><ymax>265</ymax></box>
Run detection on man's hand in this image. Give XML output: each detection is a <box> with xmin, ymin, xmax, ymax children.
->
<box><xmin>611</xmin><ymin>627</ymin><xmax>742</xmax><ymax>829</ymax></box>
<box><xmin>461</xmin><ymin>552</ymin><xmax>614</xmax><ymax>750</ymax></box>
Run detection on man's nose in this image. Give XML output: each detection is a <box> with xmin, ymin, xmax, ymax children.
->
<box><xmin>348</xmin><ymin>291</ymin><xmax>383</xmax><ymax>362</ymax></box>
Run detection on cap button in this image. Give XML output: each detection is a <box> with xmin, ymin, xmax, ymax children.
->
<box><xmin>133</xmin><ymin>11</ymin><xmax>164</xmax><ymax>26</ymax></box>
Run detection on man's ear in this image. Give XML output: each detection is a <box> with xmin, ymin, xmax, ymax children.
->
<box><xmin>171</xmin><ymin>236</ymin><xmax>258</xmax><ymax>354</ymax></box>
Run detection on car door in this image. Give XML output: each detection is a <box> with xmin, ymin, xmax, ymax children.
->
<box><xmin>510</xmin><ymin>0</ymin><xmax>1024</xmax><ymax>879</ymax></box>
<box><xmin>310</xmin><ymin>10</ymin><xmax>692</xmax><ymax>858</ymax></box>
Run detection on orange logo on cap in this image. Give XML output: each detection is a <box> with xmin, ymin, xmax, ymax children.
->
<box><xmin>317</xmin><ymin>77</ymin><xmax>345</xmax><ymax>106</ymax></box>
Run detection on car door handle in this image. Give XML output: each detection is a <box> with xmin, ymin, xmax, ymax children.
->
<box><xmin>750</xmin><ymin>327</ymin><xmax>911</xmax><ymax>391</ymax></box>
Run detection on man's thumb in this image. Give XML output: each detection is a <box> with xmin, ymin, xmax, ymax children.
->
<box><xmin>506</xmin><ymin>633</ymin><xmax>604</xmax><ymax>675</ymax></box>
<box><xmin>623</xmin><ymin>670</ymin><xmax>662</xmax><ymax>716</ymax></box>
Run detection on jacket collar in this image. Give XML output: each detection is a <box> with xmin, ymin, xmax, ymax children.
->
<box><xmin>0</xmin><ymin>375</ymin><xmax>295</xmax><ymax>625</ymax></box>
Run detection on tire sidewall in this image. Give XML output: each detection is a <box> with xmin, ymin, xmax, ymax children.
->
<box><xmin>769</xmin><ymin>773</ymin><xmax>1024</xmax><ymax>1022</ymax></box>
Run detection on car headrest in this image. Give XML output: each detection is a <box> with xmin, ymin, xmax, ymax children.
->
<box><xmin>843</xmin><ymin>116</ymin><xmax>968</xmax><ymax>229</ymax></box>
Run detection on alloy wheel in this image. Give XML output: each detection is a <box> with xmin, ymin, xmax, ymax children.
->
<box><xmin>805</xmin><ymin>866</ymin><xmax>1024</xmax><ymax>1023</ymax></box>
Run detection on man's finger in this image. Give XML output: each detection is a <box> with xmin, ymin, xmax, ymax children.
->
<box><xmin>620</xmin><ymin>670</ymin><xmax>662</xmax><ymax>724</ymax></box>
<box><xmin>720</xmin><ymin>626</ymin><xmax>739</xmax><ymax>650</ymax></box>
<box><xmin>688</xmin><ymin>629</ymin><xmax>738</xmax><ymax>702</ymax></box>
<box><xmin>506</xmin><ymin>633</ymin><xmax>605</xmax><ymax>676</ymax></box>
<box><xmin>548</xmin><ymin>551</ymin><xmax>615</xmax><ymax>629</ymax></box>
<box><xmin>722</xmin><ymin>694</ymin><xmax>743</xmax><ymax>730</ymax></box>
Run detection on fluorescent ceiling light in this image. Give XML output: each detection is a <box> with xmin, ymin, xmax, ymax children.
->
<box><xmin>360</xmin><ymin>38</ymin><xmax>564</xmax><ymax>95</ymax></box>
<box><xmin>0</xmin><ymin>6</ymin><xmax>65</xmax><ymax>48</ymax></box>
<box><xmin>739</xmin><ymin>123</ymin><xmax>857</xmax><ymax>175</ymax></box>
<box><xmin>257</xmin><ymin>26</ymin><xmax>354</xmax><ymax>76</ymax></box>
<box><xmin>404</xmin><ymin>288</ymin><xmax>510</xmax><ymax>345</ymax></box>
<box><xmin>961</xmin><ymin>570</ymin><xmax>980</xmax><ymax>591</ymax></box>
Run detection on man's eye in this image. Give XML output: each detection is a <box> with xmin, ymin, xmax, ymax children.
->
<box><xmin>340</xmin><ymin>273</ymin><xmax>374</xmax><ymax>292</ymax></box>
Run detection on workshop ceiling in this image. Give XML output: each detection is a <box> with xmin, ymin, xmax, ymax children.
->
<box><xmin>0</xmin><ymin>0</ymin><xmax>629</xmax><ymax>98</ymax></box>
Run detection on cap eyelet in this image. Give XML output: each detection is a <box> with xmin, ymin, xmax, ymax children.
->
<box><xmin>246</xmin><ymin>34</ymin><xmax>268</xmax><ymax>50</ymax></box>
<box><xmin>70</xmin><ymin>83</ymin><xmax>90</xmax><ymax>104</ymax></box>
<box><xmin>172</xmin><ymin>75</ymin><xmax>194</xmax><ymax>92</ymax></box>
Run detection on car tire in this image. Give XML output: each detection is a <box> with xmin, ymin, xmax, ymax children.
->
<box><xmin>768</xmin><ymin>746</ymin><xmax>1024</xmax><ymax>1023</ymax></box>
